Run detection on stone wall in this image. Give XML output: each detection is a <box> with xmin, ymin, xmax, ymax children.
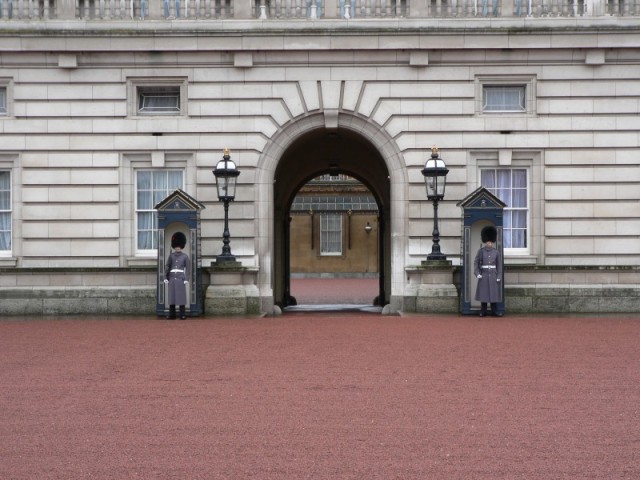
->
<box><xmin>0</xmin><ymin>20</ymin><xmax>638</xmax><ymax>311</ymax></box>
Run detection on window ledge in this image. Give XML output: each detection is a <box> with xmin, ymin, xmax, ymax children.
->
<box><xmin>504</xmin><ymin>255</ymin><xmax>537</xmax><ymax>265</ymax></box>
<box><xmin>126</xmin><ymin>257</ymin><xmax>157</xmax><ymax>267</ymax></box>
<box><xmin>0</xmin><ymin>257</ymin><xmax>18</xmax><ymax>267</ymax></box>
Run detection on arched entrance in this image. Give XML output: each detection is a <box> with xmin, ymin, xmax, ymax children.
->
<box><xmin>274</xmin><ymin>128</ymin><xmax>390</xmax><ymax>308</ymax></box>
<box><xmin>274</xmin><ymin>142</ymin><xmax>390</xmax><ymax>307</ymax></box>
<box><xmin>255</xmin><ymin>113</ymin><xmax>407</xmax><ymax>314</ymax></box>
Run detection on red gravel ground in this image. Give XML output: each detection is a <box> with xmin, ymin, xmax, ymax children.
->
<box><xmin>1</xmin><ymin>313</ymin><xmax>639</xmax><ymax>479</ymax></box>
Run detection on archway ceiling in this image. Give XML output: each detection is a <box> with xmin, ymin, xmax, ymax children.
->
<box><xmin>274</xmin><ymin>128</ymin><xmax>390</xmax><ymax>211</ymax></box>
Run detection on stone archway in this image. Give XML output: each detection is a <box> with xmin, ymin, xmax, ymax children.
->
<box><xmin>255</xmin><ymin>113</ymin><xmax>408</xmax><ymax>314</ymax></box>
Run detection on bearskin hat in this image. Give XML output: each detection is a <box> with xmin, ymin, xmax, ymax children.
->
<box><xmin>481</xmin><ymin>225</ymin><xmax>497</xmax><ymax>244</ymax></box>
<box><xmin>171</xmin><ymin>231</ymin><xmax>187</xmax><ymax>249</ymax></box>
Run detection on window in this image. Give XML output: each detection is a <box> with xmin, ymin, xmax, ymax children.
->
<box><xmin>128</xmin><ymin>78</ymin><xmax>187</xmax><ymax>117</ymax></box>
<box><xmin>136</xmin><ymin>170</ymin><xmax>183</xmax><ymax>252</ymax></box>
<box><xmin>483</xmin><ymin>85</ymin><xmax>526</xmax><ymax>112</ymax></box>
<box><xmin>137</xmin><ymin>86</ymin><xmax>181</xmax><ymax>114</ymax></box>
<box><xmin>476</xmin><ymin>75</ymin><xmax>536</xmax><ymax>115</ymax></box>
<box><xmin>320</xmin><ymin>214</ymin><xmax>342</xmax><ymax>255</ymax></box>
<box><xmin>0</xmin><ymin>171</ymin><xmax>11</xmax><ymax>253</ymax></box>
<box><xmin>0</xmin><ymin>87</ymin><xmax>6</xmax><ymax>115</ymax></box>
<box><xmin>481</xmin><ymin>168</ymin><xmax>528</xmax><ymax>249</ymax></box>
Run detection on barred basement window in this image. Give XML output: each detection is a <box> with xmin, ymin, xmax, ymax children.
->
<box><xmin>137</xmin><ymin>86</ymin><xmax>181</xmax><ymax>114</ymax></box>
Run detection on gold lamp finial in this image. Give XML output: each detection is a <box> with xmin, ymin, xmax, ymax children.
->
<box><xmin>223</xmin><ymin>148</ymin><xmax>230</xmax><ymax>156</ymax></box>
<box><xmin>431</xmin><ymin>145</ymin><xmax>438</xmax><ymax>154</ymax></box>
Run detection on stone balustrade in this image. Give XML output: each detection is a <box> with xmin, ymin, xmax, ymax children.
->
<box><xmin>0</xmin><ymin>0</ymin><xmax>636</xmax><ymax>19</ymax></box>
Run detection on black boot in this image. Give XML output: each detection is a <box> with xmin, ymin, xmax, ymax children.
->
<box><xmin>166</xmin><ymin>305</ymin><xmax>176</xmax><ymax>320</ymax></box>
<box><xmin>479</xmin><ymin>303</ymin><xmax>487</xmax><ymax>317</ymax></box>
<box><xmin>179</xmin><ymin>306</ymin><xmax>186</xmax><ymax>320</ymax></box>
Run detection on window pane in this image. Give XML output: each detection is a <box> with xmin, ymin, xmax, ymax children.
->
<box><xmin>503</xmin><ymin>210</ymin><xmax>512</xmax><ymax>230</ymax></box>
<box><xmin>512</xmin><ymin>211</ymin><xmax>527</xmax><ymax>229</ymax></box>
<box><xmin>137</xmin><ymin>212</ymin><xmax>155</xmax><ymax>250</ymax></box>
<box><xmin>154</xmin><ymin>190</ymin><xmax>167</xmax><ymax>206</ymax></box>
<box><xmin>483</xmin><ymin>86</ymin><xmax>526</xmax><ymax>112</ymax></box>
<box><xmin>513</xmin><ymin>229</ymin><xmax>527</xmax><ymax>249</ymax></box>
<box><xmin>512</xmin><ymin>189</ymin><xmax>527</xmax><ymax>208</ymax></box>
<box><xmin>137</xmin><ymin>86</ymin><xmax>180</xmax><ymax>114</ymax></box>
<box><xmin>0</xmin><ymin>172</ymin><xmax>9</xmax><ymax>210</ymax></box>
<box><xmin>0</xmin><ymin>191</ymin><xmax>11</xmax><ymax>210</ymax></box>
<box><xmin>0</xmin><ymin>88</ymin><xmax>6</xmax><ymax>114</ymax></box>
<box><xmin>480</xmin><ymin>170</ymin><xmax>495</xmax><ymax>189</ymax></box>
<box><xmin>513</xmin><ymin>169</ymin><xmax>527</xmax><ymax>187</ymax></box>
<box><xmin>0</xmin><ymin>212</ymin><xmax>10</xmax><ymax>250</ymax></box>
<box><xmin>0</xmin><ymin>172</ymin><xmax>11</xmax><ymax>251</ymax></box>
<box><xmin>136</xmin><ymin>191</ymin><xmax>150</xmax><ymax>210</ymax></box>
<box><xmin>152</xmin><ymin>171</ymin><xmax>168</xmax><ymax>191</ymax></box>
<box><xmin>320</xmin><ymin>214</ymin><xmax>342</xmax><ymax>255</ymax></box>
<box><xmin>168</xmin><ymin>171</ymin><xmax>183</xmax><ymax>190</ymax></box>
<box><xmin>137</xmin><ymin>171</ymin><xmax>151</xmax><ymax>190</ymax></box>
<box><xmin>496</xmin><ymin>169</ymin><xmax>511</xmax><ymax>189</ymax></box>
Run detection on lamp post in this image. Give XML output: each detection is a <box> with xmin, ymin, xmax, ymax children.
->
<box><xmin>421</xmin><ymin>146</ymin><xmax>449</xmax><ymax>261</ymax></box>
<box><xmin>213</xmin><ymin>148</ymin><xmax>240</xmax><ymax>264</ymax></box>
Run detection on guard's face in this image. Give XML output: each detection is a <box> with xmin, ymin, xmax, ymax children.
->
<box><xmin>485</xmin><ymin>241</ymin><xmax>494</xmax><ymax>248</ymax></box>
<box><xmin>174</xmin><ymin>246</ymin><xmax>182</xmax><ymax>253</ymax></box>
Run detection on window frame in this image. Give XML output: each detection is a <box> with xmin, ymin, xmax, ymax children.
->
<box><xmin>134</xmin><ymin>169</ymin><xmax>184</xmax><ymax>256</ymax></box>
<box><xmin>0</xmin><ymin>87</ymin><xmax>7</xmax><ymax>115</ymax></box>
<box><xmin>480</xmin><ymin>167</ymin><xmax>530</xmax><ymax>255</ymax></box>
<box><xmin>476</xmin><ymin>75</ymin><xmax>537</xmax><ymax>116</ymax></box>
<box><xmin>0</xmin><ymin>79</ymin><xmax>13</xmax><ymax>117</ymax></box>
<box><xmin>482</xmin><ymin>85</ymin><xmax>526</xmax><ymax>113</ymax></box>
<box><xmin>469</xmin><ymin>149</ymin><xmax>543</xmax><ymax>263</ymax></box>
<box><xmin>128</xmin><ymin>78</ymin><xmax>187</xmax><ymax>117</ymax></box>
<box><xmin>137</xmin><ymin>85</ymin><xmax>181</xmax><ymax>115</ymax></box>
<box><xmin>319</xmin><ymin>213</ymin><xmax>343</xmax><ymax>256</ymax></box>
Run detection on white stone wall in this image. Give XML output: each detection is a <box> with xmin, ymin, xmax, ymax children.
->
<box><xmin>0</xmin><ymin>21</ymin><xmax>638</xmax><ymax>303</ymax></box>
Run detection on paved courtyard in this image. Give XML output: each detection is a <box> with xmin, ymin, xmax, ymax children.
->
<box><xmin>1</xmin><ymin>312</ymin><xmax>639</xmax><ymax>479</ymax></box>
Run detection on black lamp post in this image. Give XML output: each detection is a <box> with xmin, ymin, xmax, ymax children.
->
<box><xmin>213</xmin><ymin>148</ymin><xmax>240</xmax><ymax>264</ymax></box>
<box><xmin>421</xmin><ymin>146</ymin><xmax>449</xmax><ymax>261</ymax></box>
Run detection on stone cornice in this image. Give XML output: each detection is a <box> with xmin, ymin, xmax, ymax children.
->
<box><xmin>0</xmin><ymin>18</ymin><xmax>639</xmax><ymax>52</ymax></box>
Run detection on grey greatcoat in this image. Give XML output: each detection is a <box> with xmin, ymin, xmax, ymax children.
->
<box><xmin>473</xmin><ymin>245</ymin><xmax>502</xmax><ymax>303</ymax></box>
<box><xmin>165</xmin><ymin>251</ymin><xmax>190</xmax><ymax>306</ymax></box>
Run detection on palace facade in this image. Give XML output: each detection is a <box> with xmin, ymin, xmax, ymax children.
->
<box><xmin>0</xmin><ymin>0</ymin><xmax>639</xmax><ymax>315</ymax></box>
